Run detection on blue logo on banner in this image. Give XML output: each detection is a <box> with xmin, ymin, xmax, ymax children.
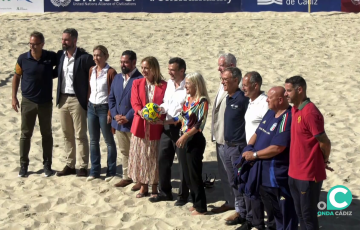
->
<box><xmin>257</xmin><ymin>0</ymin><xmax>282</xmax><ymax>5</ymax></box>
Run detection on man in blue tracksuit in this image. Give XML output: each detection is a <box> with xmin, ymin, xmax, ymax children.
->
<box><xmin>242</xmin><ymin>86</ymin><xmax>298</xmax><ymax>230</ymax></box>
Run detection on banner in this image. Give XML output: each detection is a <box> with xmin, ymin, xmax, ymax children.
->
<box><xmin>0</xmin><ymin>0</ymin><xmax>44</xmax><ymax>13</ymax></box>
<box><xmin>143</xmin><ymin>0</ymin><xmax>241</xmax><ymax>13</ymax></box>
<box><xmin>242</xmin><ymin>0</ymin><xmax>341</xmax><ymax>12</ymax></box>
<box><xmin>45</xmin><ymin>0</ymin><xmax>241</xmax><ymax>13</ymax></box>
<box><xmin>341</xmin><ymin>0</ymin><xmax>360</xmax><ymax>12</ymax></box>
<box><xmin>45</xmin><ymin>0</ymin><xmax>142</xmax><ymax>12</ymax></box>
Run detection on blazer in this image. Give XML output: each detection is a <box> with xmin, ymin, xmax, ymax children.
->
<box><xmin>130</xmin><ymin>78</ymin><xmax>167</xmax><ymax>140</ymax></box>
<box><xmin>211</xmin><ymin>81</ymin><xmax>243</xmax><ymax>145</ymax></box>
<box><xmin>56</xmin><ymin>48</ymin><xmax>95</xmax><ymax>110</ymax></box>
<box><xmin>108</xmin><ymin>69</ymin><xmax>143</xmax><ymax>133</ymax></box>
<box><xmin>211</xmin><ymin>84</ymin><xmax>228</xmax><ymax>145</ymax></box>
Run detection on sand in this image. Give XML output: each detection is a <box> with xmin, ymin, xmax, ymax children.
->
<box><xmin>0</xmin><ymin>11</ymin><xmax>359</xmax><ymax>230</ymax></box>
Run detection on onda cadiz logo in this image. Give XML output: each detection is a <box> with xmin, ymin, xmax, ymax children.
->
<box><xmin>352</xmin><ymin>0</ymin><xmax>360</xmax><ymax>6</ymax></box>
<box><xmin>51</xmin><ymin>0</ymin><xmax>72</xmax><ymax>7</ymax></box>
<box><xmin>317</xmin><ymin>185</ymin><xmax>353</xmax><ymax>216</ymax></box>
<box><xmin>257</xmin><ymin>0</ymin><xmax>282</xmax><ymax>5</ymax></box>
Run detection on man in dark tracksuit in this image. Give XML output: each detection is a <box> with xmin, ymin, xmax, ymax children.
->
<box><xmin>243</xmin><ymin>86</ymin><xmax>298</xmax><ymax>230</ymax></box>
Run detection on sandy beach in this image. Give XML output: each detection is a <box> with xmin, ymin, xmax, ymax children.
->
<box><xmin>0</xmin><ymin>12</ymin><xmax>360</xmax><ymax>229</ymax></box>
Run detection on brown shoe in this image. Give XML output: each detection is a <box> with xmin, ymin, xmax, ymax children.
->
<box><xmin>131</xmin><ymin>182</ymin><xmax>141</xmax><ymax>191</ymax></box>
<box><xmin>225</xmin><ymin>212</ymin><xmax>240</xmax><ymax>221</ymax></box>
<box><xmin>77</xmin><ymin>168</ymin><xmax>88</xmax><ymax>177</ymax></box>
<box><xmin>211</xmin><ymin>204</ymin><xmax>235</xmax><ymax>213</ymax></box>
<box><xmin>114</xmin><ymin>179</ymin><xmax>133</xmax><ymax>188</ymax></box>
<box><xmin>56</xmin><ymin>166</ymin><xmax>76</xmax><ymax>177</ymax></box>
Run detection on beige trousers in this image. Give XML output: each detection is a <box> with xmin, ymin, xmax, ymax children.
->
<box><xmin>59</xmin><ymin>95</ymin><xmax>89</xmax><ymax>169</ymax></box>
<box><xmin>115</xmin><ymin>131</ymin><xmax>132</xmax><ymax>179</ymax></box>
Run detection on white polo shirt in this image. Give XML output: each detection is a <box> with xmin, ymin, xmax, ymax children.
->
<box><xmin>245</xmin><ymin>93</ymin><xmax>269</xmax><ymax>143</ymax></box>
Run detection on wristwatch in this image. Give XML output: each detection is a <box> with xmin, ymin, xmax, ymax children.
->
<box><xmin>253</xmin><ymin>152</ymin><xmax>258</xmax><ymax>159</ymax></box>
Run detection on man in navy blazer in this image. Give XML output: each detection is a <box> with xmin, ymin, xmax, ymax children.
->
<box><xmin>55</xmin><ymin>28</ymin><xmax>95</xmax><ymax>178</ymax></box>
<box><xmin>108</xmin><ymin>50</ymin><xmax>143</xmax><ymax>189</ymax></box>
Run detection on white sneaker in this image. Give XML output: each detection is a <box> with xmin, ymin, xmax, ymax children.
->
<box><xmin>105</xmin><ymin>176</ymin><xmax>114</xmax><ymax>182</ymax></box>
<box><xmin>86</xmin><ymin>176</ymin><xmax>96</xmax><ymax>182</ymax></box>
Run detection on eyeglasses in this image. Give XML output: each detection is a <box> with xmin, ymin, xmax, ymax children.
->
<box><xmin>28</xmin><ymin>42</ymin><xmax>43</xmax><ymax>47</ymax></box>
<box><xmin>220</xmin><ymin>77</ymin><xmax>233</xmax><ymax>82</ymax></box>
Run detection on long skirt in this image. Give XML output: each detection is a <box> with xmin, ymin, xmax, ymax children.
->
<box><xmin>128</xmin><ymin>123</ymin><xmax>159</xmax><ymax>185</ymax></box>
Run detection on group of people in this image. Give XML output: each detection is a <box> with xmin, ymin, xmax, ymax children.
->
<box><xmin>205</xmin><ymin>54</ymin><xmax>332</xmax><ymax>230</ymax></box>
<box><xmin>12</xmin><ymin>28</ymin><xmax>332</xmax><ymax>229</ymax></box>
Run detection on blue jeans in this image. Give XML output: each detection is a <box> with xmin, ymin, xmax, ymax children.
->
<box><xmin>87</xmin><ymin>102</ymin><xmax>117</xmax><ymax>177</ymax></box>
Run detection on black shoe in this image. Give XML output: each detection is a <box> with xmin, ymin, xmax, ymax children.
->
<box><xmin>18</xmin><ymin>165</ymin><xmax>28</xmax><ymax>177</ymax></box>
<box><xmin>226</xmin><ymin>216</ymin><xmax>247</xmax><ymax>226</ymax></box>
<box><xmin>174</xmin><ymin>199</ymin><xmax>187</xmax><ymax>206</ymax></box>
<box><xmin>44</xmin><ymin>165</ymin><xmax>54</xmax><ymax>177</ymax></box>
<box><xmin>235</xmin><ymin>222</ymin><xmax>253</xmax><ymax>230</ymax></box>
<box><xmin>56</xmin><ymin>165</ymin><xmax>76</xmax><ymax>177</ymax></box>
<box><xmin>77</xmin><ymin>168</ymin><xmax>88</xmax><ymax>177</ymax></box>
<box><xmin>149</xmin><ymin>194</ymin><xmax>173</xmax><ymax>203</ymax></box>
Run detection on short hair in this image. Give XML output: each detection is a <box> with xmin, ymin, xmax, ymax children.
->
<box><xmin>285</xmin><ymin>75</ymin><xmax>307</xmax><ymax>91</ymax></box>
<box><xmin>224</xmin><ymin>67</ymin><xmax>242</xmax><ymax>83</ymax></box>
<box><xmin>141</xmin><ymin>56</ymin><xmax>164</xmax><ymax>86</ymax></box>
<box><xmin>245</xmin><ymin>71</ymin><xmax>262</xmax><ymax>87</ymax></box>
<box><xmin>219</xmin><ymin>53</ymin><xmax>237</xmax><ymax>67</ymax></box>
<box><xmin>93</xmin><ymin>45</ymin><xmax>109</xmax><ymax>60</ymax></box>
<box><xmin>122</xmin><ymin>50</ymin><xmax>137</xmax><ymax>61</ymax></box>
<box><xmin>186</xmin><ymin>72</ymin><xmax>211</xmax><ymax>104</ymax></box>
<box><xmin>169</xmin><ymin>57</ymin><xmax>186</xmax><ymax>71</ymax></box>
<box><xmin>63</xmin><ymin>28</ymin><xmax>78</xmax><ymax>39</ymax></box>
<box><xmin>30</xmin><ymin>31</ymin><xmax>44</xmax><ymax>43</ymax></box>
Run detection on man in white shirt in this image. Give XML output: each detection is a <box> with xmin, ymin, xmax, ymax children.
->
<box><xmin>211</xmin><ymin>53</ymin><xmax>240</xmax><ymax>217</ymax></box>
<box><xmin>56</xmin><ymin>28</ymin><xmax>95</xmax><ymax>177</ymax></box>
<box><xmin>242</xmin><ymin>71</ymin><xmax>276</xmax><ymax>230</ymax></box>
<box><xmin>243</xmin><ymin>71</ymin><xmax>269</xmax><ymax>144</ymax></box>
<box><xmin>149</xmin><ymin>57</ymin><xmax>189</xmax><ymax>206</ymax></box>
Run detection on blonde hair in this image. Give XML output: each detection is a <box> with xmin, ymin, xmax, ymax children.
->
<box><xmin>186</xmin><ymin>72</ymin><xmax>211</xmax><ymax>104</ymax></box>
<box><xmin>93</xmin><ymin>45</ymin><xmax>109</xmax><ymax>61</ymax></box>
<box><xmin>141</xmin><ymin>56</ymin><xmax>164</xmax><ymax>86</ymax></box>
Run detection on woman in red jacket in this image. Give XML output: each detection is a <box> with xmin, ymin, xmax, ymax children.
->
<box><xmin>129</xmin><ymin>56</ymin><xmax>167</xmax><ymax>198</ymax></box>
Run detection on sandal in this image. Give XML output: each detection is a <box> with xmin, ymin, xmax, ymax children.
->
<box><xmin>203</xmin><ymin>173</ymin><xmax>216</xmax><ymax>188</ymax></box>
<box><xmin>136</xmin><ymin>192</ymin><xmax>149</xmax><ymax>198</ymax></box>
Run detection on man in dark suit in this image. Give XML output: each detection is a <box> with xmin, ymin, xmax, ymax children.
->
<box><xmin>55</xmin><ymin>28</ymin><xmax>95</xmax><ymax>177</ymax></box>
<box><xmin>109</xmin><ymin>50</ymin><xmax>143</xmax><ymax>189</ymax></box>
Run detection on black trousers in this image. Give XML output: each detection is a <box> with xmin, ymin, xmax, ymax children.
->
<box><xmin>260</xmin><ymin>185</ymin><xmax>298</xmax><ymax>230</ymax></box>
<box><xmin>288</xmin><ymin>177</ymin><xmax>323</xmax><ymax>230</ymax></box>
<box><xmin>158</xmin><ymin>124</ymin><xmax>189</xmax><ymax>200</ymax></box>
<box><xmin>244</xmin><ymin>196</ymin><xmax>265</xmax><ymax>229</ymax></box>
<box><xmin>20</xmin><ymin>97</ymin><xmax>53</xmax><ymax>166</ymax></box>
<box><xmin>177</xmin><ymin>132</ymin><xmax>207</xmax><ymax>213</ymax></box>
<box><xmin>262</xmin><ymin>190</ymin><xmax>276</xmax><ymax>229</ymax></box>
